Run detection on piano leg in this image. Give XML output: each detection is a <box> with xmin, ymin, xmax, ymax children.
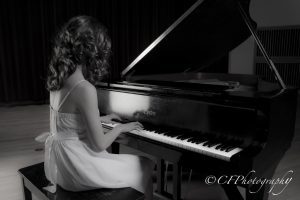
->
<box><xmin>246</xmin><ymin>184</ymin><xmax>268</xmax><ymax>200</ymax></box>
<box><xmin>221</xmin><ymin>184</ymin><xmax>244</xmax><ymax>200</ymax></box>
<box><xmin>156</xmin><ymin>159</ymin><xmax>183</xmax><ymax>200</ymax></box>
<box><xmin>157</xmin><ymin>158</ymin><xmax>165</xmax><ymax>194</ymax></box>
<box><xmin>173</xmin><ymin>163</ymin><xmax>182</xmax><ymax>200</ymax></box>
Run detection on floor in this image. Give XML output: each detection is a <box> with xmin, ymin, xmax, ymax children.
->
<box><xmin>0</xmin><ymin>101</ymin><xmax>299</xmax><ymax>200</ymax></box>
<box><xmin>0</xmin><ymin>105</ymin><xmax>48</xmax><ymax>200</ymax></box>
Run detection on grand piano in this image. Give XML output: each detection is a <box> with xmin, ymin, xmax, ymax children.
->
<box><xmin>96</xmin><ymin>0</ymin><xmax>298</xmax><ymax>199</ymax></box>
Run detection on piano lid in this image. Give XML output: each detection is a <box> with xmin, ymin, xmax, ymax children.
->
<box><xmin>121</xmin><ymin>0</ymin><xmax>254</xmax><ymax>78</ymax></box>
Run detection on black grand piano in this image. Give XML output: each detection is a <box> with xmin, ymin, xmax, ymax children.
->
<box><xmin>96</xmin><ymin>0</ymin><xmax>298</xmax><ymax>199</ymax></box>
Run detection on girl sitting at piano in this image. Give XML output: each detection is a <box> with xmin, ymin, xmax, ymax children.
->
<box><xmin>41</xmin><ymin>15</ymin><xmax>153</xmax><ymax>199</ymax></box>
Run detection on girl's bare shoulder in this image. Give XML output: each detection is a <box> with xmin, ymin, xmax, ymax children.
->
<box><xmin>71</xmin><ymin>81</ymin><xmax>97</xmax><ymax>102</ymax></box>
<box><xmin>77</xmin><ymin>80</ymin><xmax>96</xmax><ymax>92</ymax></box>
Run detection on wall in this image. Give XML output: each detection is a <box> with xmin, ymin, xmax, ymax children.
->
<box><xmin>229</xmin><ymin>0</ymin><xmax>300</xmax><ymax>74</ymax></box>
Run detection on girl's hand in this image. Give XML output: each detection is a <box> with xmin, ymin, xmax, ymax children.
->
<box><xmin>100</xmin><ymin>113</ymin><xmax>122</xmax><ymax>123</ymax></box>
<box><xmin>115</xmin><ymin>122</ymin><xmax>143</xmax><ymax>133</ymax></box>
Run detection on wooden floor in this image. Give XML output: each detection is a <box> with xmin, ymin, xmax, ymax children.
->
<box><xmin>0</xmin><ymin>102</ymin><xmax>299</xmax><ymax>200</ymax></box>
<box><xmin>0</xmin><ymin>105</ymin><xmax>48</xmax><ymax>200</ymax></box>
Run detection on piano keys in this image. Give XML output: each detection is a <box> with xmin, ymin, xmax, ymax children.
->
<box><xmin>102</xmin><ymin>122</ymin><xmax>243</xmax><ymax>161</ymax></box>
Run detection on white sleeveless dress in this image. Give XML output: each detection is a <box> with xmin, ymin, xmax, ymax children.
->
<box><xmin>44</xmin><ymin>80</ymin><xmax>153</xmax><ymax>193</ymax></box>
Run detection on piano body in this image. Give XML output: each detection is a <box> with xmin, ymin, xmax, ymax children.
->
<box><xmin>96</xmin><ymin>0</ymin><xmax>298</xmax><ymax>199</ymax></box>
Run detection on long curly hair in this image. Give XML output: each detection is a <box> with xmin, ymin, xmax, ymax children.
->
<box><xmin>47</xmin><ymin>16</ymin><xmax>111</xmax><ymax>91</ymax></box>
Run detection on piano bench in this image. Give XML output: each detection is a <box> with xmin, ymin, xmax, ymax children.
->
<box><xmin>18</xmin><ymin>162</ymin><xmax>145</xmax><ymax>200</ymax></box>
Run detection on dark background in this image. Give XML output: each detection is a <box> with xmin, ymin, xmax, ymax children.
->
<box><xmin>0</xmin><ymin>0</ymin><xmax>195</xmax><ymax>105</ymax></box>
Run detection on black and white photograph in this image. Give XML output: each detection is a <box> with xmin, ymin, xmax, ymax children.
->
<box><xmin>0</xmin><ymin>0</ymin><xmax>299</xmax><ymax>200</ymax></box>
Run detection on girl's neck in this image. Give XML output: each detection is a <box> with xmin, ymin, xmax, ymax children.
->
<box><xmin>64</xmin><ymin>67</ymin><xmax>85</xmax><ymax>88</ymax></box>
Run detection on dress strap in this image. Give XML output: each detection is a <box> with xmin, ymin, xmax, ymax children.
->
<box><xmin>57</xmin><ymin>79</ymin><xmax>86</xmax><ymax>111</ymax></box>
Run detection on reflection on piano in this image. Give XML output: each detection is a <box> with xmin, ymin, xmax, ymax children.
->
<box><xmin>96</xmin><ymin>0</ymin><xmax>298</xmax><ymax>199</ymax></box>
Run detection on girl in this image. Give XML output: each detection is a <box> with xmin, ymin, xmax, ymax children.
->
<box><xmin>44</xmin><ymin>15</ymin><xmax>153</xmax><ymax>199</ymax></box>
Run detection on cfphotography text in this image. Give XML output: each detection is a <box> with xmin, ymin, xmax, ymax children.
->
<box><xmin>205</xmin><ymin>170</ymin><xmax>293</xmax><ymax>195</ymax></box>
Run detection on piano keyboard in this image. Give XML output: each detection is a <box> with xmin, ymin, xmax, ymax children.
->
<box><xmin>102</xmin><ymin>122</ymin><xmax>243</xmax><ymax>161</ymax></box>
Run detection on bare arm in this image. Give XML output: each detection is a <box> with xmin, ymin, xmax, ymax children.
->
<box><xmin>100</xmin><ymin>113</ymin><xmax>122</xmax><ymax>123</ymax></box>
<box><xmin>75</xmin><ymin>83</ymin><xmax>142</xmax><ymax>151</ymax></box>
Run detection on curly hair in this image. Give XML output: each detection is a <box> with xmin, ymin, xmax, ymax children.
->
<box><xmin>47</xmin><ymin>16</ymin><xmax>111</xmax><ymax>91</ymax></box>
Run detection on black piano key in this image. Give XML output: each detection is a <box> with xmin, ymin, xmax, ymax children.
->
<box><xmin>208</xmin><ymin>142</ymin><xmax>219</xmax><ymax>148</ymax></box>
<box><xmin>220</xmin><ymin>145</ymin><xmax>230</xmax><ymax>151</ymax></box>
<box><xmin>193</xmin><ymin>140</ymin><xmax>202</xmax><ymax>144</ymax></box>
<box><xmin>155</xmin><ymin>129</ymin><xmax>165</xmax><ymax>134</ymax></box>
<box><xmin>183</xmin><ymin>135</ymin><xmax>194</xmax><ymax>140</ymax></box>
<box><xmin>202</xmin><ymin>136</ymin><xmax>217</xmax><ymax>145</ymax></box>
<box><xmin>176</xmin><ymin>135</ymin><xmax>192</xmax><ymax>140</ymax></box>
<box><xmin>207</xmin><ymin>144</ymin><xmax>214</xmax><ymax>148</ymax></box>
<box><xmin>225</xmin><ymin>146</ymin><xmax>237</xmax><ymax>152</ymax></box>
<box><xmin>222</xmin><ymin>145</ymin><xmax>230</xmax><ymax>151</ymax></box>
<box><xmin>202</xmin><ymin>141</ymin><xmax>211</xmax><ymax>146</ymax></box>
<box><xmin>187</xmin><ymin>137</ymin><xmax>198</xmax><ymax>143</ymax></box>
<box><xmin>187</xmin><ymin>134</ymin><xmax>201</xmax><ymax>142</ymax></box>
<box><xmin>143</xmin><ymin>126</ymin><xmax>154</xmax><ymax>131</ymax></box>
<box><xmin>194</xmin><ymin>137</ymin><xmax>208</xmax><ymax>144</ymax></box>
<box><xmin>186</xmin><ymin>138</ymin><xmax>193</xmax><ymax>142</ymax></box>
<box><xmin>205</xmin><ymin>140</ymin><xmax>219</xmax><ymax>147</ymax></box>
<box><xmin>163</xmin><ymin>132</ymin><xmax>182</xmax><ymax>138</ymax></box>
<box><xmin>190</xmin><ymin>134</ymin><xmax>206</xmax><ymax>141</ymax></box>
<box><xmin>170</xmin><ymin>135</ymin><xmax>182</xmax><ymax>138</ymax></box>
<box><xmin>175</xmin><ymin>135</ymin><xmax>184</xmax><ymax>140</ymax></box>
<box><xmin>215</xmin><ymin>144</ymin><xmax>226</xmax><ymax>150</ymax></box>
